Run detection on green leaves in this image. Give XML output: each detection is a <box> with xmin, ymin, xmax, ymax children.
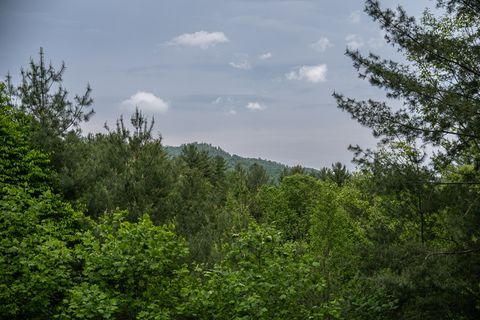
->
<box><xmin>186</xmin><ymin>224</ymin><xmax>341</xmax><ymax>319</ymax></box>
<box><xmin>0</xmin><ymin>187</ymin><xmax>83</xmax><ymax>319</ymax></box>
<box><xmin>257</xmin><ymin>174</ymin><xmax>322</xmax><ymax>241</ymax></box>
<box><xmin>60</xmin><ymin>212</ymin><xmax>190</xmax><ymax>319</ymax></box>
<box><xmin>332</xmin><ymin>3</ymin><xmax>480</xmax><ymax>317</ymax></box>
<box><xmin>335</xmin><ymin>0</ymin><xmax>480</xmax><ymax>168</ymax></box>
<box><xmin>0</xmin><ymin>86</ymin><xmax>50</xmax><ymax>192</ymax></box>
<box><xmin>58</xmin><ymin>284</ymin><xmax>119</xmax><ymax>319</ymax></box>
<box><xmin>6</xmin><ymin>48</ymin><xmax>94</xmax><ymax>142</ymax></box>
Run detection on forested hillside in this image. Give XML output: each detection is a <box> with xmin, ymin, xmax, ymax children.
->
<box><xmin>165</xmin><ymin>142</ymin><xmax>320</xmax><ymax>181</ymax></box>
<box><xmin>1</xmin><ymin>0</ymin><xmax>480</xmax><ymax>319</ymax></box>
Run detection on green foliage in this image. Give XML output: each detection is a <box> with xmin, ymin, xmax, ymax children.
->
<box><xmin>165</xmin><ymin>142</ymin><xmax>320</xmax><ymax>182</ymax></box>
<box><xmin>258</xmin><ymin>174</ymin><xmax>322</xmax><ymax>241</ymax></box>
<box><xmin>59</xmin><ymin>212</ymin><xmax>190</xmax><ymax>319</ymax></box>
<box><xmin>168</xmin><ymin>165</ymin><xmax>219</xmax><ymax>261</ymax></box>
<box><xmin>58</xmin><ymin>111</ymin><xmax>174</xmax><ymax>222</ymax></box>
<box><xmin>5</xmin><ymin>48</ymin><xmax>93</xmax><ymax>145</ymax></box>
<box><xmin>279</xmin><ymin>164</ymin><xmax>306</xmax><ymax>181</ymax></box>
<box><xmin>165</xmin><ymin>143</ymin><xmax>230</xmax><ymax>261</ymax></box>
<box><xmin>247</xmin><ymin>163</ymin><xmax>270</xmax><ymax>192</ymax></box>
<box><xmin>256</xmin><ymin>185</ymin><xmax>294</xmax><ymax>230</ymax></box>
<box><xmin>4</xmin><ymin>48</ymin><xmax>95</xmax><ymax>198</ymax></box>
<box><xmin>0</xmin><ymin>187</ymin><xmax>84</xmax><ymax>319</ymax></box>
<box><xmin>0</xmin><ymin>83</ymin><xmax>50</xmax><ymax>192</ymax></box>
<box><xmin>0</xmin><ymin>89</ymin><xmax>85</xmax><ymax>318</ymax></box>
<box><xmin>335</xmin><ymin>174</ymin><xmax>480</xmax><ymax>319</ymax></box>
<box><xmin>187</xmin><ymin>224</ymin><xmax>342</xmax><ymax>319</ymax></box>
<box><xmin>309</xmin><ymin>182</ymin><xmax>367</xmax><ymax>267</ymax></box>
<box><xmin>334</xmin><ymin>0</ymin><xmax>480</xmax><ymax>169</ymax></box>
<box><xmin>331</xmin><ymin>2</ymin><xmax>480</xmax><ymax>317</ymax></box>
<box><xmin>316</xmin><ymin>162</ymin><xmax>351</xmax><ymax>186</ymax></box>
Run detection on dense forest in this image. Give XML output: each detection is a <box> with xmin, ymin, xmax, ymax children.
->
<box><xmin>164</xmin><ymin>143</ymin><xmax>320</xmax><ymax>182</ymax></box>
<box><xmin>1</xmin><ymin>0</ymin><xmax>480</xmax><ymax>319</ymax></box>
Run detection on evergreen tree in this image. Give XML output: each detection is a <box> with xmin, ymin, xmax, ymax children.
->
<box><xmin>332</xmin><ymin>1</ymin><xmax>480</xmax><ymax>318</ymax></box>
<box><xmin>317</xmin><ymin>162</ymin><xmax>351</xmax><ymax>186</ymax></box>
<box><xmin>6</xmin><ymin>48</ymin><xmax>94</xmax><ymax>151</ymax></box>
<box><xmin>334</xmin><ymin>0</ymin><xmax>480</xmax><ymax>169</ymax></box>
<box><xmin>247</xmin><ymin>163</ymin><xmax>269</xmax><ymax>192</ymax></box>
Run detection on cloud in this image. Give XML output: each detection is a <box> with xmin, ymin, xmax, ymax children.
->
<box><xmin>227</xmin><ymin>109</ymin><xmax>237</xmax><ymax>115</ymax></box>
<box><xmin>345</xmin><ymin>34</ymin><xmax>364</xmax><ymax>50</ymax></box>
<box><xmin>167</xmin><ymin>31</ymin><xmax>229</xmax><ymax>49</ymax></box>
<box><xmin>121</xmin><ymin>91</ymin><xmax>169</xmax><ymax>113</ymax></box>
<box><xmin>286</xmin><ymin>64</ymin><xmax>328</xmax><ymax>83</ymax></box>
<box><xmin>258</xmin><ymin>52</ymin><xmax>272</xmax><ymax>60</ymax></box>
<box><xmin>229</xmin><ymin>60</ymin><xmax>251</xmax><ymax>70</ymax></box>
<box><xmin>246</xmin><ymin>102</ymin><xmax>267</xmax><ymax>111</ymax></box>
<box><xmin>310</xmin><ymin>37</ymin><xmax>333</xmax><ymax>52</ymax></box>
<box><xmin>349</xmin><ymin>10</ymin><xmax>361</xmax><ymax>24</ymax></box>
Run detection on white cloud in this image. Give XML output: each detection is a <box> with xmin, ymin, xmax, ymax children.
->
<box><xmin>246</xmin><ymin>102</ymin><xmax>267</xmax><ymax>111</ymax></box>
<box><xmin>258</xmin><ymin>52</ymin><xmax>272</xmax><ymax>60</ymax></box>
<box><xmin>121</xmin><ymin>91</ymin><xmax>169</xmax><ymax>113</ymax></box>
<box><xmin>227</xmin><ymin>109</ymin><xmax>237</xmax><ymax>115</ymax></box>
<box><xmin>229</xmin><ymin>60</ymin><xmax>251</xmax><ymax>70</ymax></box>
<box><xmin>349</xmin><ymin>10</ymin><xmax>361</xmax><ymax>24</ymax></box>
<box><xmin>310</xmin><ymin>37</ymin><xmax>333</xmax><ymax>52</ymax></box>
<box><xmin>286</xmin><ymin>64</ymin><xmax>328</xmax><ymax>83</ymax></box>
<box><xmin>167</xmin><ymin>31</ymin><xmax>229</xmax><ymax>49</ymax></box>
<box><xmin>345</xmin><ymin>34</ymin><xmax>364</xmax><ymax>50</ymax></box>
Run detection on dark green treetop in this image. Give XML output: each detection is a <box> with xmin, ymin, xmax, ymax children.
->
<box><xmin>6</xmin><ymin>48</ymin><xmax>94</xmax><ymax>149</ymax></box>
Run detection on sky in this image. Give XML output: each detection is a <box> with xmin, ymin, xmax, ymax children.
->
<box><xmin>0</xmin><ymin>0</ymin><xmax>433</xmax><ymax>169</ymax></box>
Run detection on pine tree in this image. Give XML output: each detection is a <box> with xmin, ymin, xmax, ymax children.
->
<box><xmin>6</xmin><ymin>48</ymin><xmax>94</xmax><ymax>150</ymax></box>
<box><xmin>333</xmin><ymin>2</ymin><xmax>480</xmax><ymax>317</ymax></box>
<box><xmin>334</xmin><ymin>0</ymin><xmax>480</xmax><ymax>169</ymax></box>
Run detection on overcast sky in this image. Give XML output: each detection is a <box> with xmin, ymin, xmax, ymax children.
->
<box><xmin>0</xmin><ymin>0</ymin><xmax>433</xmax><ymax>169</ymax></box>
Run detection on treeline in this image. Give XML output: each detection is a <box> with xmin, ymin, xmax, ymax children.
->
<box><xmin>2</xmin><ymin>0</ymin><xmax>480</xmax><ymax>318</ymax></box>
<box><xmin>164</xmin><ymin>142</ymin><xmax>293</xmax><ymax>182</ymax></box>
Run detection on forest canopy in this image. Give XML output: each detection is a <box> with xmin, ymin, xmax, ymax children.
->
<box><xmin>1</xmin><ymin>0</ymin><xmax>480</xmax><ymax>319</ymax></box>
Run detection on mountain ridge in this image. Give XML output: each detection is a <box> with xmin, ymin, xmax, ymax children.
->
<box><xmin>164</xmin><ymin>142</ymin><xmax>319</xmax><ymax>181</ymax></box>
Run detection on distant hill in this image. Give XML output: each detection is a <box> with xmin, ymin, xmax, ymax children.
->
<box><xmin>164</xmin><ymin>142</ymin><xmax>318</xmax><ymax>181</ymax></box>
